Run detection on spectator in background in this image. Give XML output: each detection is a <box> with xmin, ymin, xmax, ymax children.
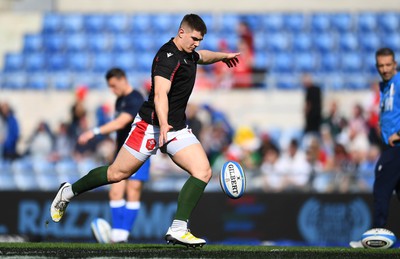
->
<box><xmin>364</xmin><ymin>81</ymin><xmax>382</xmax><ymax>148</ymax></box>
<box><xmin>275</xmin><ymin>139</ymin><xmax>311</xmax><ymax>192</ymax></box>
<box><xmin>0</xmin><ymin>102</ymin><xmax>5</xmax><ymax>160</ymax></box>
<box><xmin>259</xmin><ymin>144</ymin><xmax>285</xmax><ymax>192</ymax></box>
<box><xmin>302</xmin><ymin>74</ymin><xmax>322</xmax><ymax>143</ymax></box>
<box><xmin>322</xmin><ymin>100</ymin><xmax>345</xmax><ymax>140</ymax></box>
<box><xmin>0</xmin><ymin>102</ymin><xmax>20</xmax><ymax>160</ymax></box>
<box><xmin>232</xmin><ymin>39</ymin><xmax>254</xmax><ymax>88</ymax></box>
<box><xmin>25</xmin><ymin>121</ymin><xmax>54</xmax><ymax>161</ymax></box>
<box><xmin>68</xmin><ymin>86</ymin><xmax>88</xmax><ymax>141</ymax></box>
<box><xmin>213</xmin><ymin>40</ymin><xmax>234</xmax><ymax>89</ymax></box>
<box><xmin>237</xmin><ymin>21</ymin><xmax>254</xmax><ymax>55</ymax></box>
<box><xmin>49</xmin><ymin>122</ymin><xmax>74</xmax><ymax>162</ymax></box>
<box><xmin>186</xmin><ymin>103</ymin><xmax>203</xmax><ymax>140</ymax></box>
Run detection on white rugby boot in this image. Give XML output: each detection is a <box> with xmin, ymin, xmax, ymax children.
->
<box><xmin>50</xmin><ymin>182</ymin><xmax>71</xmax><ymax>222</ymax></box>
<box><xmin>165</xmin><ymin>227</ymin><xmax>206</xmax><ymax>248</ymax></box>
<box><xmin>349</xmin><ymin>240</ymin><xmax>364</xmax><ymax>248</ymax></box>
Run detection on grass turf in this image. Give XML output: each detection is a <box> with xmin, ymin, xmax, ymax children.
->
<box><xmin>0</xmin><ymin>242</ymin><xmax>400</xmax><ymax>258</ymax></box>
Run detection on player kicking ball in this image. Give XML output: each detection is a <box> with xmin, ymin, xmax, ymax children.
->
<box><xmin>50</xmin><ymin>13</ymin><xmax>240</xmax><ymax>248</ymax></box>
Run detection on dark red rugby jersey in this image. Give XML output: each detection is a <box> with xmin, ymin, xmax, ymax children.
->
<box><xmin>139</xmin><ymin>38</ymin><xmax>200</xmax><ymax>130</ymax></box>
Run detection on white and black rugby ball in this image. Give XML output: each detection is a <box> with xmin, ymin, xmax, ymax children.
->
<box><xmin>91</xmin><ymin>218</ymin><xmax>111</xmax><ymax>244</ymax></box>
<box><xmin>361</xmin><ymin>228</ymin><xmax>396</xmax><ymax>249</ymax></box>
<box><xmin>219</xmin><ymin>161</ymin><xmax>246</xmax><ymax>199</ymax></box>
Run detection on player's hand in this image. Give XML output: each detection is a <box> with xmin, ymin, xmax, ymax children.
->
<box><xmin>222</xmin><ymin>53</ymin><xmax>240</xmax><ymax>68</ymax></box>
<box><xmin>388</xmin><ymin>132</ymin><xmax>400</xmax><ymax>146</ymax></box>
<box><xmin>78</xmin><ymin>130</ymin><xmax>94</xmax><ymax>145</ymax></box>
<box><xmin>159</xmin><ymin>124</ymin><xmax>173</xmax><ymax>147</ymax></box>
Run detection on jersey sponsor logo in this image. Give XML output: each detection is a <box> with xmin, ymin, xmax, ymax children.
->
<box><xmin>146</xmin><ymin>138</ymin><xmax>156</xmax><ymax>150</ymax></box>
<box><xmin>167</xmin><ymin>52</ymin><xmax>173</xmax><ymax>58</ymax></box>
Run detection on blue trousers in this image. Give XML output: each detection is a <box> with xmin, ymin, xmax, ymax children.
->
<box><xmin>373</xmin><ymin>145</ymin><xmax>400</xmax><ymax>228</ymax></box>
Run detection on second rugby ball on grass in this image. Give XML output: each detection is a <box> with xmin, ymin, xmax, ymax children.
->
<box><xmin>219</xmin><ymin>161</ymin><xmax>246</xmax><ymax>199</ymax></box>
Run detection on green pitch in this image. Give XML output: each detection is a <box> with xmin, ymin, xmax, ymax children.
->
<box><xmin>0</xmin><ymin>242</ymin><xmax>399</xmax><ymax>258</ymax></box>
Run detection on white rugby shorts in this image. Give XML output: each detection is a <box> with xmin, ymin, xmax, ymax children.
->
<box><xmin>123</xmin><ymin>115</ymin><xmax>200</xmax><ymax>161</ymax></box>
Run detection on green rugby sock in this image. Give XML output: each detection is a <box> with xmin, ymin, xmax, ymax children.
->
<box><xmin>174</xmin><ymin>176</ymin><xmax>207</xmax><ymax>221</ymax></box>
<box><xmin>71</xmin><ymin>165</ymin><xmax>109</xmax><ymax>195</ymax></box>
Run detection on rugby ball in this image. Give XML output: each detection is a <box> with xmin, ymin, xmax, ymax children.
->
<box><xmin>219</xmin><ymin>161</ymin><xmax>246</xmax><ymax>199</ymax></box>
<box><xmin>91</xmin><ymin>218</ymin><xmax>111</xmax><ymax>244</ymax></box>
<box><xmin>361</xmin><ymin>228</ymin><xmax>396</xmax><ymax>249</ymax></box>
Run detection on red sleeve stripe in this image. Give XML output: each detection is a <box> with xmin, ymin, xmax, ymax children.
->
<box><xmin>170</xmin><ymin>61</ymin><xmax>180</xmax><ymax>81</ymax></box>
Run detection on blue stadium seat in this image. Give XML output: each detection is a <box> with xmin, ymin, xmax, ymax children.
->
<box><xmin>292</xmin><ymin>33</ymin><xmax>312</xmax><ymax>52</ymax></box>
<box><xmin>73</xmin><ymin>72</ymin><xmax>105</xmax><ymax>89</ymax></box>
<box><xmin>67</xmin><ymin>52</ymin><xmax>91</xmax><ymax>71</ymax></box>
<box><xmin>130</xmin><ymin>14</ymin><xmax>152</xmax><ymax>34</ymax></box>
<box><xmin>284</xmin><ymin>13</ymin><xmax>307</xmax><ymax>33</ymax></box>
<box><xmin>3</xmin><ymin>53</ymin><xmax>24</xmax><ymax>72</ymax></box>
<box><xmin>111</xmin><ymin>34</ymin><xmax>133</xmax><ymax>52</ymax></box>
<box><xmin>312</xmin><ymin>32</ymin><xmax>336</xmax><ymax>52</ymax></box>
<box><xmin>253</xmin><ymin>51</ymin><xmax>272</xmax><ymax>70</ymax></box>
<box><xmin>62</xmin><ymin>14</ymin><xmax>84</xmax><ymax>33</ymax></box>
<box><xmin>220</xmin><ymin>13</ymin><xmax>240</xmax><ymax>33</ymax></box>
<box><xmin>104</xmin><ymin>14</ymin><xmax>129</xmax><ymax>33</ymax></box>
<box><xmin>345</xmin><ymin>73</ymin><xmax>370</xmax><ymax>90</ymax></box>
<box><xmin>92</xmin><ymin>52</ymin><xmax>114</xmax><ymax>73</ymax></box>
<box><xmin>25</xmin><ymin>53</ymin><xmax>46</xmax><ymax>72</ymax></box>
<box><xmin>239</xmin><ymin>14</ymin><xmax>263</xmax><ymax>32</ymax></box>
<box><xmin>318</xmin><ymin>52</ymin><xmax>340</xmax><ymax>72</ymax></box>
<box><xmin>0</xmin><ymin>161</ymin><xmax>17</xmax><ymax>190</ymax></box>
<box><xmin>310</xmin><ymin>13</ymin><xmax>331</xmax><ymax>32</ymax></box>
<box><xmin>65</xmin><ymin>33</ymin><xmax>87</xmax><ymax>52</ymax></box>
<box><xmin>131</xmin><ymin>34</ymin><xmax>155</xmax><ymax>52</ymax></box>
<box><xmin>12</xmin><ymin>158</ymin><xmax>38</xmax><ymax>190</ymax></box>
<box><xmin>87</xmin><ymin>33</ymin><xmax>110</xmax><ymax>52</ymax></box>
<box><xmin>377</xmin><ymin>12</ymin><xmax>399</xmax><ymax>33</ymax></box>
<box><xmin>23</xmin><ymin>34</ymin><xmax>43</xmax><ymax>53</ymax></box>
<box><xmin>265</xmin><ymin>32</ymin><xmax>291</xmax><ymax>52</ymax></box>
<box><xmin>253</xmin><ymin>32</ymin><xmax>266</xmax><ymax>52</ymax></box>
<box><xmin>331</xmin><ymin>13</ymin><xmax>353</xmax><ymax>33</ymax></box>
<box><xmin>50</xmin><ymin>72</ymin><xmax>73</xmax><ymax>90</ymax></box>
<box><xmin>341</xmin><ymin>52</ymin><xmax>363</xmax><ymax>73</ymax></box>
<box><xmin>381</xmin><ymin>32</ymin><xmax>400</xmax><ymax>52</ymax></box>
<box><xmin>199</xmin><ymin>33</ymin><xmax>219</xmax><ymax>52</ymax></box>
<box><xmin>55</xmin><ymin>159</ymin><xmax>80</xmax><ymax>183</ymax></box>
<box><xmin>42</xmin><ymin>13</ymin><xmax>63</xmax><ymax>34</ymax></box>
<box><xmin>358</xmin><ymin>32</ymin><xmax>380</xmax><ymax>51</ymax></box>
<box><xmin>84</xmin><ymin>14</ymin><xmax>106</xmax><ymax>33</ymax></box>
<box><xmin>44</xmin><ymin>35</ymin><xmax>65</xmax><ymax>53</ymax></box>
<box><xmin>151</xmin><ymin>13</ymin><xmax>175</xmax><ymax>34</ymax></box>
<box><xmin>275</xmin><ymin>75</ymin><xmax>301</xmax><ymax>90</ymax></box>
<box><xmin>271</xmin><ymin>52</ymin><xmax>293</xmax><ymax>73</ymax></box>
<box><xmin>357</xmin><ymin>13</ymin><xmax>378</xmax><ymax>33</ymax></box>
<box><xmin>197</xmin><ymin>13</ymin><xmax>217</xmax><ymax>33</ymax></box>
<box><xmin>2</xmin><ymin>72</ymin><xmax>27</xmax><ymax>89</ymax></box>
<box><xmin>363</xmin><ymin>51</ymin><xmax>378</xmax><ymax>74</ymax></box>
<box><xmin>47</xmin><ymin>53</ymin><xmax>67</xmax><ymax>71</ymax></box>
<box><xmin>294</xmin><ymin>52</ymin><xmax>317</xmax><ymax>73</ymax></box>
<box><xmin>113</xmin><ymin>52</ymin><xmax>136</xmax><ymax>72</ymax></box>
<box><xmin>136</xmin><ymin>52</ymin><xmax>154</xmax><ymax>72</ymax></box>
<box><xmin>345</xmin><ymin>74</ymin><xmax>369</xmax><ymax>90</ymax></box>
<box><xmin>262</xmin><ymin>14</ymin><xmax>284</xmax><ymax>33</ymax></box>
<box><xmin>338</xmin><ymin>33</ymin><xmax>358</xmax><ymax>51</ymax></box>
<box><xmin>328</xmin><ymin>73</ymin><xmax>346</xmax><ymax>90</ymax></box>
<box><xmin>32</xmin><ymin>159</ymin><xmax>60</xmax><ymax>191</ymax></box>
<box><xmin>27</xmin><ymin>73</ymin><xmax>48</xmax><ymax>90</ymax></box>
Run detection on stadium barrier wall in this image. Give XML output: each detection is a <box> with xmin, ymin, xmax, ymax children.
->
<box><xmin>1</xmin><ymin>191</ymin><xmax>399</xmax><ymax>245</ymax></box>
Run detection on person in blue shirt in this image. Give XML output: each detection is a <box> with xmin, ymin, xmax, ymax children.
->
<box><xmin>78</xmin><ymin>68</ymin><xmax>150</xmax><ymax>243</ymax></box>
<box><xmin>350</xmin><ymin>47</ymin><xmax>400</xmax><ymax>248</ymax></box>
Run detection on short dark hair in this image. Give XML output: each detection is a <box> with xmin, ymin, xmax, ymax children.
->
<box><xmin>375</xmin><ymin>47</ymin><xmax>395</xmax><ymax>60</ymax></box>
<box><xmin>105</xmin><ymin>67</ymin><xmax>126</xmax><ymax>81</ymax></box>
<box><xmin>180</xmin><ymin>14</ymin><xmax>207</xmax><ymax>36</ymax></box>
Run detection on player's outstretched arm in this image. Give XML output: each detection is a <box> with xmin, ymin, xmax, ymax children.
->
<box><xmin>197</xmin><ymin>50</ymin><xmax>240</xmax><ymax>67</ymax></box>
<box><xmin>77</xmin><ymin>113</ymin><xmax>133</xmax><ymax>145</ymax></box>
